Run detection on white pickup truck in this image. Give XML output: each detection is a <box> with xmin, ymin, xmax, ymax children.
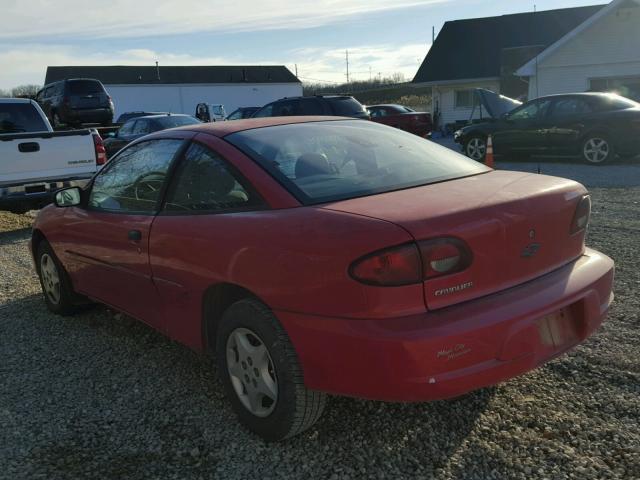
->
<box><xmin>0</xmin><ymin>98</ymin><xmax>106</xmax><ymax>213</ymax></box>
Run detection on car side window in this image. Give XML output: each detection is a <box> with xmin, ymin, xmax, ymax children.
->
<box><xmin>227</xmin><ymin>110</ymin><xmax>242</xmax><ymax>120</ymax></box>
<box><xmin>132</xmin><ymin>119</ymin><xmax>151</xmax><ymax>135</ymax></box>
<box><xmin>164</xmin><ymin>142</ymin><xmax>260</xmax><ymax>213</ymax></box>
<box><xmin>298</xmin><ymin>99</ymin><xmax>324</xmax><ymax>115</ymax></box>
<box><xmin>118</xmin><ymin>120</ymin><xmax>135</xmax><ymax>136</ymax></box>
<box><xmin>274</xmin><ymin>101</ymin><xmax>296</xmax><ymax>116</ymax></box>
<box><xmin>253</xmin><ymin>103</ymin><xmax>274</xmax><ymax>118</ymax></box>
<box><xmin>509</xmin><ymin>99</ymin><xmax>551</xmax><ymax>120</ymax></box>
<box><xmin>551</xmin><ymin>99</ymin><xmax>593</xmax><ymax>118</ymax></box>
<box><xmin>88</xmin><ymin>139</ymin><xmax>184</xmax><ymax>213</ymax></box>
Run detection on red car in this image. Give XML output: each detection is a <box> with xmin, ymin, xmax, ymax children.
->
<box><xmin>31</xmin><ymin>117</ymin><xmax>614</xmax><ymax>441</ymax></box>
<box><xmin>368</xmin><ymin>104</ymin><xmax>432</xmax><ymax>137</ymax></box>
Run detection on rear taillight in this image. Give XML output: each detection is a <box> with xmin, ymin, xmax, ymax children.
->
<box><xmin>349</xmin><ymin>243</ymin><xmax>422</xmax><ymax>286</ymax></box>
<box><xmin>418</xmin><ymin>237</ymin><xmax>473</xmax><ymax>279</ymax></box>
<box><xmin>350</xmin><ymin>237</ymin><xmax>472</xmax><ymax>286</ymax></box>
<box><xmin>93</xmin><ymin>133</ymin><xmax>107</xmax><ymax>166</ymax></box>
<box><xmin>570</xmin><ymin>194</ymin><xmax>591</xmax><ymax>234</ymax></box>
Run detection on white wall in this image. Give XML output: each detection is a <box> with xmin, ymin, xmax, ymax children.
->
<box><xmin>432</xmin><ymin>80</ymin><xmax>500</xmax><ymax>128</ymax></box>
<box><xmin>527</xmin><ymin>4</ymin><xmax>640</xmax><ymax>98</ymax></box>
<box><xmin>104</xmin><ymin>83</ymin><xmax>303</xmax><ymax>118</ymax></box>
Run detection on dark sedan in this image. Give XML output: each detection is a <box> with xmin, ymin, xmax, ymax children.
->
<box><xmin>454</xmin><ymin>93</ymin><xmax>640</xmax><ymax>164</ymax></box>
<box><xmin>103</xmin><ymin>114</ymin><xmax>200</xmax><ymax>158</ymax></box>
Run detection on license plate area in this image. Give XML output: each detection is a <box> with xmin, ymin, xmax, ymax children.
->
<box><xmin>537</xmin><ymin>307</ymin><xmax>579</xmax><ymax>348</ymax></box>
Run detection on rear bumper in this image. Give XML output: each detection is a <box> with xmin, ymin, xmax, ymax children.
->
<box><xmin>278</xmin><ymin>248</ymin><xmax>614</xmax><ymax>402</ymax></box>
<box><xmin>0</xmin><ymin>177</ymin><xmax>91</xmax><ymax>212</ymax></box>
<box><xmin>62</xmin><ymin>108</ymin><xmax>113</xmax><ymax>124</ymax></box>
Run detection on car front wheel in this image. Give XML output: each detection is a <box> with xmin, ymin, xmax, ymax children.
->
<box><xmin>464</xmin><ymin>135</ymin><xmax>487</xmax><ymax>161</ymax></box>
<box><xmin>216</xmin><ymin>298</ymin><xmax>327</xmax><ymax>441</ymax></box>
<box><xmin>582</xmin><ymin>134</ymin><xmax>613</xmax><ymax>165</ymax></box>
<box><xmin>36</xmin><ymin>241</ymin><xmax>79</xmax><ymax>315</ymax></box>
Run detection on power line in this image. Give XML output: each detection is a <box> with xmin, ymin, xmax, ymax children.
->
<box><xmin>297</xmin><ymin>75</ymin><xmax>341</xmax><ymax>84</ymax></box>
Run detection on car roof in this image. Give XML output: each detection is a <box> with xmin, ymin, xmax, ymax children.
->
<box><xmin>0</xmin><ymin>98</ymin><xmax>33</xmax><ymax>103</ymax></box>
<box><xmin>369</xmin><ymin>104</ymin><xmax>405</xmax><ymax>108</ymax></box>
<box><xmin>167</xmin><ymin>116</ymin><xmax>353</xmax><ymax>137</ymax></box>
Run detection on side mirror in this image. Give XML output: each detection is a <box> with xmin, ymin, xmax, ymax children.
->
<box><xmin>54</xmin><ymin>187</ymin><xmax>82</xmax><ymax>207</ymax></box>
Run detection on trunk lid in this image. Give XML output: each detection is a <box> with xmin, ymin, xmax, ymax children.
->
<box><xmin>323</xmin><ymin>171</ymin><xmax>587</xmax><ymax>310</ymax></box>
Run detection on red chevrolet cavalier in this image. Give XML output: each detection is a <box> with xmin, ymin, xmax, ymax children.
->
<box><xmin>31</xmin><ymin>117</ymin><xmax>614</xmax><ymax>441</ymax></box>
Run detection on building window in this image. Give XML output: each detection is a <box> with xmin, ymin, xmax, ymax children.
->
<box><xmin>590</xmin><ymin>77</ymin><xmax>640</xmax><ymax>101</ymax></box>
<box><xmin>454</xmin><ymin>89</ymin><xmax>473</xmax><ymax>108</ymax></box>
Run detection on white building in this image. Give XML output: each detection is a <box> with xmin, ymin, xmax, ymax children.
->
<box><xmin>412</xmin><ymin>1</ymin><xmax>640</xmax><ymax>132</ymax></box>
<box><xmin>516</xmin><ymin>0</ymin><xmax>640</xmax><ymax>100</ymax></box>
<box><xmin>44</xmin><ymin>65</ymin><xmax>302</xmax><ymax>119</ymax></box>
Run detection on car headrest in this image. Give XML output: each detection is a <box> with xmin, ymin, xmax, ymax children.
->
<box><xmin>295</xmin><ymin>153</ymin><xmax>332</xmax><ymax>179</ymax></box>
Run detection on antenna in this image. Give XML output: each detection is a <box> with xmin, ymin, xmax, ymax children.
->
<box><xmin>345</xmin><ymin>50</ymin><xmax>350</xmax><ymax>84</ymax></box>
<box><xmin>155</xmin><ymin>61</ymin><xmax>160</xmax><ymax>81</ymax></box>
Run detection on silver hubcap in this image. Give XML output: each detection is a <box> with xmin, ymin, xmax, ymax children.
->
<box><xmin>466</xmin><ymin>138</ymin><xmax>486</xmax><ymax>160</ymax></box>
<box><xmin>40</xmin><ymin>253</ymin><xmax>61</xmax><ymax>304</ymax></box>
<box><xmin>226</xmin><ymin>328</ymin><xmax>278</xmax><ymax>417</ymax></box>
<box><xmin>584</xmin><ymin>138</ymin><xmax>609</xmax><ymax>163</ymax></box>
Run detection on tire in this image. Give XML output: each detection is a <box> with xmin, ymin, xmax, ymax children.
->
<box><xmin>581</xmin><ymin>134</ymin><xmax>614</xmax><ymax>165</ymax></box>
<box><xmin>464</xmin><ymin>135</ymin><xmax>487</xmax><ymax>162</ymax></box>
<box><xmin>216</xmin><ymin>298</ymin><xmax>327</xmax><ymax>441</ymax></box>
<box><xmin>36</xmin><ymin>241</ymin><xmax>80</xmax><ymax>315</ymax></box>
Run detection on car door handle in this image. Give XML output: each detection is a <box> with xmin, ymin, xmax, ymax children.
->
<box><xmin>128</xmin><ymin>230</ymin><xmax>142</xmax><ymax>242</ymax></box>
<box><xmin>18</xmin><ymin>142</ymin><xmax>40</xmax><ymax>153</ymax></box>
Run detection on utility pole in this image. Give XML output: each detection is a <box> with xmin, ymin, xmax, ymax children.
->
<box><xmin>345</xmin><ymin>50</ymin><xmax>350</xmax><ymax>84</ymax></box>
<box><xmin>432</xmin><ymin>26</ymin><xmax>435</xmax><ymax>43</ymax></box>
<box><xmin>295</xmin><ymin>64</ymin><xmax>298</xmax><ymax>77</ymax></box>
<box><xmin>369</xmin><ymin>66</ymin><xmax>372</xmax><ymax>81</ymax></box>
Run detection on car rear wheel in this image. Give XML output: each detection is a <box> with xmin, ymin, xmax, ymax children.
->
<box><xmin>36</xmin><ymin>241</ymin><xmax>80</xmax><ymax>315</ymax></box>
<box><xmin>216</xmin><ymin>298</ymin><xmax>327</xmax><ymax>441</ymax></box>
<box><xmin>464</xmin><ymin>135</ymin><xmax>487</xmax><ymax>161</ymax></box>
<box><xmin>582</xmin><ymin>135</ymin><xmax>613</xmax><ymax>165</ymax></box>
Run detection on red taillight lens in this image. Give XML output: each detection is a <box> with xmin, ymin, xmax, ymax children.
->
<box><xmin>419</xmin><ymin>237</ymin><xmax>472</xmax><ymax>279</ymax></box>
<box><xmin>93</xmin><ymin>133</ymin><xmax>107</xmax><ymax>166</ymax></box>
<box><xmin>350</xmin><ymin>243</ymin><xmax>422</xmax><ymax>286</ymax></box>
<box><xmin>350</xmin><ymin>238</ymin><xmax>472</xmax><ymax>286</ymax></box>
<box><xmin>570</xmin><ymin>194</ymin><xmax>591</xmax><ymax>234</ymax></box>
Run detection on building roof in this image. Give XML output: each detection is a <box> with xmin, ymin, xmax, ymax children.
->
<box><xmin>412</xmin><ymin>4</ymin><xmax>605</xmax><ymax>85</ymax></box>
<box><xmin>44</xmin><ymin>65</ymin><xmax>300</xmax><ymax>86</ymax></box>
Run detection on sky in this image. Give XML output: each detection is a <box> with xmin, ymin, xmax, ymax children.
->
<box><xmin>0</xmin><ymin>0</ymin><xmax>604</xmax><ymax>90</ymax></box>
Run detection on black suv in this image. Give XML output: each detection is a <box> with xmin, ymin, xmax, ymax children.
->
<box><xmin>36</xmin><ymin>78</ymin><xmax>114</xmax><ymax>128</ymax></box>
<box><xmin>252</xmin><ymin>95</ymin><xmax>370</xmax><ymax>119</ymax></box>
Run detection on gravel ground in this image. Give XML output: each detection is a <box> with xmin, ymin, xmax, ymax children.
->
<box><xmin>0</xmin><ymin>182</ymin><xmax>639</xmax><ymax>479</ymax></box>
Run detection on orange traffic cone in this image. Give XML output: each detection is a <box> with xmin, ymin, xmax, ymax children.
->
<box><xmin>485</xmin><ymin>135</ymin><xmax>495</xmax><ymax>168</ymax></box>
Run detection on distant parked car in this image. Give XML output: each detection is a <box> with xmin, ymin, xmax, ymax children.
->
<box><xmin>195</xmin><ymin>103</ymin><xmax>226</xmax><ymax>122</ymax></box>
<box><xmin>116</xmin><ymin>111</ymin><xmax>169</xmax><ymax>124</ymax></box>
<box><xmin>252</xmin><ymin>95</ymin><xmax>370</xmax><ymax>119</ymax></box>
<box><xmin>36</xmin><ymin>78</ymin><xmax>114</xmax><ymax>128</ymax></box>
<box><xmin>368</xmin><ymin>104</ymin><xmax>432</xmax><ymax>137</ymax></box>
<box><xmin>226</xmin><ymin>107</ymin><xmax>260</xmax><ymax>120</ymax></box>
<box><xmin>455</xmin><ymin>92</ymin><xmax>640</xmax><ymax>164</ymax></box>
<box><xmin>103</xmin><ymin>114</ymin><xmax>200</xmax><ymax>158</ymax></box>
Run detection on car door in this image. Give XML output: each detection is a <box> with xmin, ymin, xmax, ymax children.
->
<box><xmin>544</xmin><ymin>97</ymin><xmax>594</xmax><ymax>156</ymax></box>
<box><xmin>148</xmin><ymin>137</ymin><xmax>266</xmax><ymax>348</ymax></box>
<box><xmin>492</xmin><ymin>98</ymin><xmax>552</xmax><ymax>155</ymax></box>
<box><xmin>59</xmin><ymin>136</ymin><xmax>189</xmax><ymax>329</ymax></box>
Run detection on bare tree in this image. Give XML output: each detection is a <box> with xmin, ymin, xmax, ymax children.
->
<box><xmin>11</xmin><ymin>84</ymin><xmax>41</xmax><ymax>99</ymax></box>
<box><xmin>0</xmin><ymin>88</ymin><xmax>11</xmax><ymax>98</ymax></box>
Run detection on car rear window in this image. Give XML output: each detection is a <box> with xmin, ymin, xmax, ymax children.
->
<box><xmin>67</xmin><ymin>80</ymin><xmax>105</xmax><ymax>95</ymax></box>
<box><xmin>0</xmin><ymin>103</ymin><xmax>48</xmax><ymax>134</ymax></box>
<box><xmin>155</xmin><ymin>116</ymin><xmax>201</xmax><ymax>128</ymax></box>
<box><xmin>328</xmin><ymin>97</ymin><xmax>367</xmax><ymax>116</ymax></box>
<box><xmin>598</xmin><ymin>94</ymin><xmax>639</xmax><ymax>110</ymax></box>
<box><xmin>226</xmin><ymin>120</ymin><xmax>489</xmax><ymax>204</ymax></box>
